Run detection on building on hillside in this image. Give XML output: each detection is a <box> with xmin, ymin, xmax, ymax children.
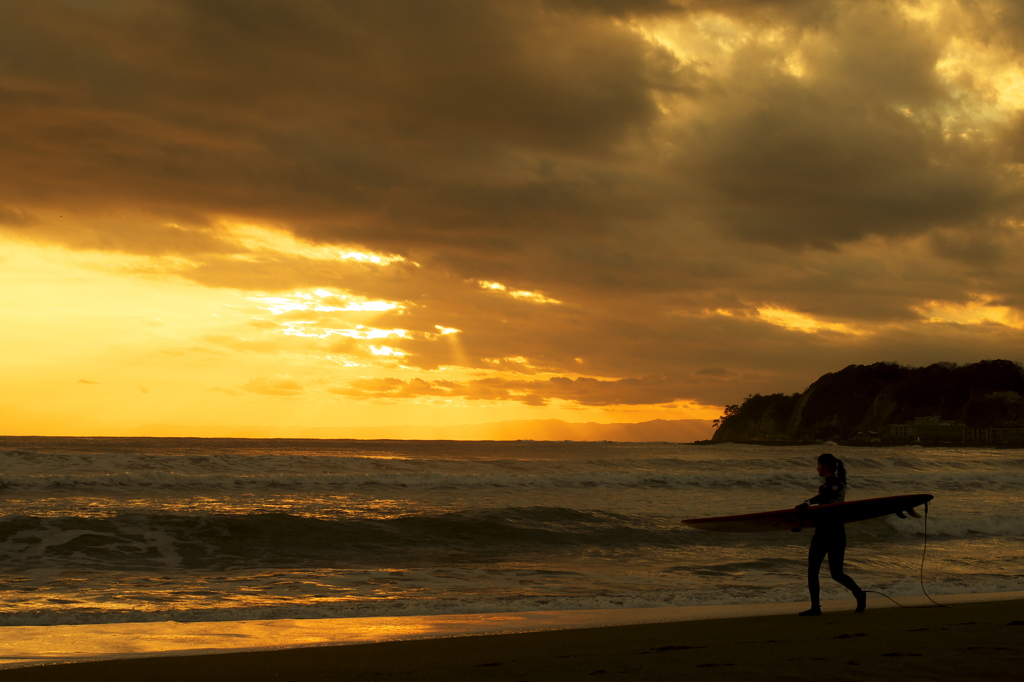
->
<box><xmin>885</xmin><ymin>416</ymin><xmax>1024</xmax><ymax>444</ymax></box>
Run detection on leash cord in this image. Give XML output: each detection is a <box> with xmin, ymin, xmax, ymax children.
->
<box><xmin>864</xmin><ymin>501</ymin><xmax>950</xmax><ymax>609</ymax></box>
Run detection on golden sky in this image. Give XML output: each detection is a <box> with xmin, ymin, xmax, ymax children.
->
<box><xmin>3</xmin><ymin>0</ymin><xmax>1024</xmax><ymax>439</ymax></box>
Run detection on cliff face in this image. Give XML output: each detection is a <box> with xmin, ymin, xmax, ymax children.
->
<box><xmin>711</xmin><ymin>360</ymin><xmax>1024</xmax><ymax>442</ymax></box>
<box><xmin>712</xmin><ymin>392</ymin><xmax>800</xmax><ymax>442</ymax></box>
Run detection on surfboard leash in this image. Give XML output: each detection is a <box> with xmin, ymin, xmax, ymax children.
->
<box><xmin>864</xmin><ymin>501</ymin><xmax>951</xmax><ymax>609</ymax></box>
<box><xmin>916</xmin><ymin>501</ymin><xmax>951</xmax><ymax>608</ymax></box>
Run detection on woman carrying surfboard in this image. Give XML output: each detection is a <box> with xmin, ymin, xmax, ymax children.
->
<box><xmin>796</xmin><ymin>453</ymin><xmax>866</xmax><ymax>616</ymax></box>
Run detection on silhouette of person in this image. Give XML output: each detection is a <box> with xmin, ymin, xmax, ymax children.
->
<box><xmin>796</xmin><ymin>453</ymin><xmax>866</xmax><ymax>616</ymax></box>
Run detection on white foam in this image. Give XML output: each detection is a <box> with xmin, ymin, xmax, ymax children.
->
<box><xmin>883</xmin><ymin>511</ymin><xmax>1024</xmax><ymax>537</ymax></box>
<box><xmin>2</xmin><ymin>591</ymin><xmax>1021</xmax><ymax>671</ymax></box>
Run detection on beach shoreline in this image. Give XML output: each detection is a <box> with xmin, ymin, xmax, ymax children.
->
<box><xmin>1</xmin><ymin>592</ymin><xmax>1021</xmax><ymax>680</ymax></box>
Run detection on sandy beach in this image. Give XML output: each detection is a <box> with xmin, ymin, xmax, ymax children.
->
<box><xmin>2</xmin><ymin>597</ymin><xmax>1020</xmax><ymax>681</ymax></box>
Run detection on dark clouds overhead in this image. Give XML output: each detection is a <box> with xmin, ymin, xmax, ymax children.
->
<box><xmin>3</xmin><ymin>0</ymin><xmax>1023</xmax><ymax>413</ymax></box>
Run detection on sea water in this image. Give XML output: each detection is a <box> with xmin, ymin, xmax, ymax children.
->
<box><xmin>0</xmin><ymin>437</ymin><xmax>1021</xmax><ymax>627</ymax></box>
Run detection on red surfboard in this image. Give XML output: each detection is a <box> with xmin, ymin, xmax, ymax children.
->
<box><xmin>680</xmin><ymin>494</ymin><xmax>934</xmax><ymax>532</ymax></box>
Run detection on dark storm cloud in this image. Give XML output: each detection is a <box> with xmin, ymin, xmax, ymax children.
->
<box><xmin>5</xmin><ymin>1</ymin><xmax>1007</xmax><ymax>263</ymax></box>
<box><xmin>669</xmin><ymin>6</ymin><xmax>1007</xmax><ymax>248</ymax></box>
<box><xmin>546</xmin><ymin>0</ymin><xmax>828</xmax><ymax>20</ymax></box>
<box><xmin>545</xmin><ymin>0</ymin><xmax>684</xmax><ymax>17</ymax></box>
<box><xmin>971</xmin><ymin>0</ymin><xmax>1024</xmax><ymax>50</ymax></box>
<box><xmin>0</xmin><ymin>0</ymin><xmax>672</xmax><ymax>233</ymax></box>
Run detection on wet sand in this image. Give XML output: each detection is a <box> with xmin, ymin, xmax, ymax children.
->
<box><xmin>2</xmin><ymin>598</ymin><xmax>1021</xmax><ymax>681</ymax></box>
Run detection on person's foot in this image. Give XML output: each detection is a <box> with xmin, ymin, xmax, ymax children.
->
<box><xmin>798</xmin><ymin>606</ymin><xmax>822</xmax><ymax>616</ymax></box>
<box><xmin>855</xmin><ymin>590</ymin><xmax>866</xmax><ymax>613</ymax></box>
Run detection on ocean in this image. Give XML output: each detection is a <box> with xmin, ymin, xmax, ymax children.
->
<box><xmin>0</xmin><ymin>436</ymin><xmax>1021</xmax><ymax>627</ymax></box>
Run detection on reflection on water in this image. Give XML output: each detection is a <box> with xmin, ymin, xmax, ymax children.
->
<box><xmin>0</xmin><ymin>437</ymin><xmax>1021</xmax><ymax>626</ymax></box>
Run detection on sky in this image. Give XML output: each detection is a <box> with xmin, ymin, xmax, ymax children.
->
<box><xmin>3</xmin><ymin>0</ymin><xmax>1024</xmax><ymax>439</ymax></box>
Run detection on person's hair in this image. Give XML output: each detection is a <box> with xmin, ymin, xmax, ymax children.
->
<box><xmin>817</xmin><ymin>452</ymin><xmax>846</xmax><ymax>483</ymax></box>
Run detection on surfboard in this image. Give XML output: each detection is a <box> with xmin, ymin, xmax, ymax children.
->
<box><xmin>680</xmin><ymin>494</ymin><xmax>934</xmax><ymax>532</ymax></box>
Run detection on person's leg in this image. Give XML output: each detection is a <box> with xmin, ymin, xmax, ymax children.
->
<box><xmin>825</xmin><ymin>525</ymin><xmax>866</xmax><ymax>612</ymax></box>
<box><xmin>801</xmin><ymin>534</ymin><xmax>827</xmax><ymax>615</ymax></box>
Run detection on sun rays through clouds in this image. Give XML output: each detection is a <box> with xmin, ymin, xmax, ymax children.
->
<box><xmin>3</xmin><ymin>0</ymin><xmax>1024</xmax><ymax>438</ymax></box>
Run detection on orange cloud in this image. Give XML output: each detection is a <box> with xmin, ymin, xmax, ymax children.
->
<box><xmin>242</xmin><ymin>377</ymin><xmax>304</xmax><ymax>396</ymax></box>
<box><xmin>332</xmin><ymin>374</ymin><xmax>709</xmax><ymax>407</ymax></box>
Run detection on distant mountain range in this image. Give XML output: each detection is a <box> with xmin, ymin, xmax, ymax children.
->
<box><xmin>330</xmin><ymin>418</ymin><xmax>717</xmax><ymax>442</ymax></box>
<box><xmin>711</xmin><ymin>359</ymin><xmax>1024</xmax><ymax>443</ymax></box>
<box><xmin>120</xmin><ymin>418</ymin><xmax>716</xmax><ymax>442</ymax></box>
<box><xmin>0</xmin><ymin>402</ymin><xmax>714</xmax><ymax>442</ymax></box>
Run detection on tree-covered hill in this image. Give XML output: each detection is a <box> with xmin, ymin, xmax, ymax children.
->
<box><xmin>711</xmin><ymin>360</ymin><xmax>1024</xmax><ymax>443</ymax></box>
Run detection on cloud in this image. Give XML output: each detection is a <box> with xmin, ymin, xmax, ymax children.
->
<box><xmin>0</xmin><ymin>1</ymin><xmax>670</xmax><ymax>230</ymax></box>
<box><xmin>546</xmin><ymin>0</ymin><xmax>687</xmax><ymax>17</ymax></box>
<box><xmin>663</xmin><ymin>6</ymin><xmax>1007</xmax><ymax>249</ymax></box>
<box><xmin>3</xmin><ymin>0</ymin><xmax>1024</xmax><ymax>420</ymax></box>
<box><xmin>0</xmin><ymin>206</ymin><xmax>36</xmax><ymax>227</ymax></box>
<box><xmin>8</xmin><ymin>2</ymin><xmax>1013</xmax><ymax>263</ymax></box>
<box><xmin>242</xmin><ymin>376</ymin><xmax>304</xmax><ymax>396</ymax></box>
<box><xmin>333</xmin><ymin>373</ymin><xmax>728</xmax><ymax>407</ymax></box>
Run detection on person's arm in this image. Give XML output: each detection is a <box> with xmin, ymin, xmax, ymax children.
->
<box><xmin>797</xmin><ymin>477</ymin><xmax>840</xmax><ymax>508</ymax></box>
<box><xmin>810</xmin><ymin>477</ymin><xmax>844</xmax><ymax>505</ymax></box>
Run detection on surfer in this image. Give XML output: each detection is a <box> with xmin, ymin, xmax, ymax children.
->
<box><xmin>795</xmin><ymin>453</ymin><xmax>866</xmax><ymax>616</ymax></box>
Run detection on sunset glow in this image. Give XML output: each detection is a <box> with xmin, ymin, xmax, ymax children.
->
<box><xmin>3</xmin><ymin>0</ymin><xmax>1023</xmax><ymax>440</ymax></box>
<box><xmin>913</xmin><ymin>296</ymin><xmax>1024</xmax><ymax>329</ymax></box>
<box><xmin>756</xmin><ymin>308</ymin><xmax>863</xmax><ymax>336</ymax></box>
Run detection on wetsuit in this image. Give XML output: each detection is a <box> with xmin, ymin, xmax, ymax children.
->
<box><xmin>805</xmin><ymin>475</ymin><xmax>862</xmax><ymax>609</ymax></box>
